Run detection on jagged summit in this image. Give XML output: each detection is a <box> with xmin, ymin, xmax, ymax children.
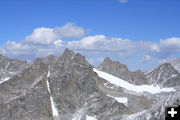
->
<box><xmin>163</xmin><ymin>58</ymin><xmax>180</xmax><ymax>73</ymax></box>
<box><xmin>56</xmin><ymin>49</ymin><xmax>91</xmax><ymax>69</ymax></box>
<box><xmin>147</xmin><ymin>63</ymin><xmax>180</xmax><ymax>87</ymax></box>
<box><xmin>98</xmin><ymin>57</ymin><xmax>130</xmax><ymax>79</ymax></box>
<box><xmin>0</xmin><ymin>49</ymin><xmax>179</xmax><ymax>120</ymax></box>
<box><xmin>97</xmin><ymin>57</ymin><xmax>148</xmax><ymax>85</ymax></box>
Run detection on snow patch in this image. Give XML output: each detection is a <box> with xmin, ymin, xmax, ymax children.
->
<box><xmin>46</xmin><ymin>65</ymin><xmax>59</xmax><ymax>117</ymax></box>
<box><xmin>72</xmin><ymin>108</ymin><xmax>85</xmax><ymax>120</ymax></box>
<box><xmin>107</xmin><ymin>94</ymin><xmax>128</xmax><ymax>106</ymax></box>
<box><xmin>93</xmin><ymin>69</ymin><xmax>175</xmax><ymax>94</ymax></box>
<box><xmin>0</xmin><ymin>77</ymin><xmax>10</xmax><ymax>84</ymax></box>
<box><xmin>50</xmin><ymin>96</ymin><xmax>59</xmax><ymax>117</ymax></box>
<box><xmin>47</xmin><ymin>66</ymin><xmax>51</xmax><ymax>77</ymax></box>
<box><xmin>86</xmin><ymin>115</ymin><xmax>97</xmax><ymax>120</ymax></box>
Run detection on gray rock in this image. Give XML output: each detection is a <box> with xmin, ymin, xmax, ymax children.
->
<box><xmin>147</xmin><ymin>63</ymin><xmax>180</xmax><ymax>87</ymax></box>
<box><xmin>0</xmin><ymin>54</ymin><xmax>30</xmax><ymax>83</ymax></box>
<box><xmin>49</xmin><ymin>49</ymin><xmax>130</xmax><ymax>119</ymax></box>
<box><xmin>97</xmin><ymin>57</ymin><xmax>148</xmax><ymax>85</ymax></box>
<box><xmin>0</xmin><ymin>61</ymin><xmax>53</xmax><ymax>120</ymax></box>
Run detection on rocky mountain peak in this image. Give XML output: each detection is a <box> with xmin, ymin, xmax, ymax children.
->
<box><xmin>163</xmin><ymin>58</ymin><xmax>180</xmax><ymax>73</ymax></box>
<box><xmin>97</xmin><ymin>57</ymin><xmax>133</xmax><ymax>83</ymax></box>
<box><xmin>147</xmin><ymin>63</ymin><xmax>180</xmax><ymax>87</ymax></box>
<box><xmin>56</xmin><ymin>49</ymin><xmax>91</xmax><ymax>70</ymax></box>
<box><xmin>98</xmin><ymin>57</ymin><xmax>128</xmax><ymax>73</ymax></box>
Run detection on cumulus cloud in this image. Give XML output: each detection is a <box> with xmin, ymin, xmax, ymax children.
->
<box><xmin>24</xmin><ymin>23</ymin><xmax>85</xmax><ymax>45</ymax></box>
<box><xmin>0</xmin><ymin>23</ymin><xmax>180</xmax><ymax>66</ymax></box>
<box><xmin>119</xmin><ymin>0</ymin><xmax>128</xmax><ymax>3</ymax></box>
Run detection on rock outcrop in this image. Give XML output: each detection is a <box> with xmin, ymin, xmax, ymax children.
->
<box><xmin>147</xmin><ymin>63</ymin><xmax>180</xmax><ymax>87</ymax></box>
<box><xmin>97</xmin><ymin>57</ymin><xmax>148</xmax><ymax>85</ymax></box>
<box><xmin>0</xmin><ymin>55</ymin><xmax>29</xmax><ymax>83</ymax></box>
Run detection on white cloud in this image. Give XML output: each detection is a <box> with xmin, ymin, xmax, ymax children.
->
<box><xmin>0</xmin><ymin>23</ymin><xmax>180</xmax><ymax>67</ymax></box>
<box><xmin>119</xmin><ymin>0</ymin><xmax>128</xmax><ymax>3</ymax></box>
<box><xmin>23</xmin><ymin>23</ymin><xmax>85</xmax><ymax>45</ymax></box>
<box><xmin>53</xmin><ymin>23</ymin><xmax>85</xmax><ymax>38</ymax></box>
<box><xmin>24</xmin><ymin>27</ymin><xmax>57</xmax><ymax>45</ymax></box>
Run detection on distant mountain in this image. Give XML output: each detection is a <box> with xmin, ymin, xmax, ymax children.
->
<box><xmin>97</xmin><ymin>57</ymin><xmax>148</xmax><ymax>85</ymax></box>
<box><xmin>0</xmin><ymin>49</ymin><xmax>179</xmax><ymax>120</ymax></box>
<box><xmin>161</xmin><ymin>58</ymin><xmax>180</xmax><ymax>73</ymax></box>
<box><xmin>147</xmin><ymin>63</ymin><xmax>180</xmax><ymax>87</ymax></box>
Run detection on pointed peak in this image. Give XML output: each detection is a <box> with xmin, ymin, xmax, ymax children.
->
<box><xmin>61</xmin><ymin>48</ymin><xmax>75</xmax><ymax>59</ymax></box>
<box><xmin>103</xmin><ymin>57</ymin><xmax>112</xmax><ymax>62</ymax></box>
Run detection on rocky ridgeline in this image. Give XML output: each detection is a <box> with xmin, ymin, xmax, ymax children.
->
<box><xmin>0</xmin><ymin>55</ymin><xmax>30</xmax><ymax>83</ymax></box>
<box><xmin>97</xmin><ymin>57</ymin><xmax>148</xmax><ymax>85</ymax></box>
<box><xmin>0</xmin><ymin>49</ymin><xmax>179</xmax><ymax>120</ymax></box>
<box><xmin>0</xmin><ymin>49</ymin><xmax>130</xmax><ymax>120</ymax></box>
<box><xmin>147</xmin><ymin>63</ymin><xmax>180</xmax><ymax>87</ymax></box>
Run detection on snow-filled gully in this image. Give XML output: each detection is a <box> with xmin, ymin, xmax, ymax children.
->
<box><xmin>46</xmin><ymin>66</ymin><xmax>59</xmax><ymax>117</ymax></box>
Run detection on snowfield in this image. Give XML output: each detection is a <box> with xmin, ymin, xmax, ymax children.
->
<box><xmin>93</xmin><ymin>69</ymin><xmax>175</xmax><ymax>94</ymax></box>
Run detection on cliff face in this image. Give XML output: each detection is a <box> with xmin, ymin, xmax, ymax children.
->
<box><xmin>48</xmin><ymin>49</ymin><xmax>130</xmax><ymax>119</ymax></box>
<box><xmin>147</xmin><ymin>63</ymin><xmax>180</xmax><ymax>87</ymax></box>
<box><xmin>97</xmin><ymin>57</ymin><xmax>148</xmax><ymax>85</ymax></box>
<box><xmin>0</xmin><ymin>61</ymin><xmax>53</xmax><ymax>120</ymax></box>
<box><xmin>0</xmin><ymin>49</ymin><xmax>179</xmax><ymax>120</ymax></box>
<box><xmin>0</xmin><ymin>49</ymin><xmax>130</xmax><ymax>120</ymax></box>
<box><xmin>0</xmin><ymin>55</ymin><xmax>30</xmax><ymax>84</ymax></box>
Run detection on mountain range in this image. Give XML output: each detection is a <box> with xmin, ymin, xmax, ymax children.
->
<box><xmin>0</xmin><ymin>49</ymin><xmax>179</xmax><ymax>120</ymax></box>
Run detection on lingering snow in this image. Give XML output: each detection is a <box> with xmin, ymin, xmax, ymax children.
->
<box><xmin>107</xmin><ymin>94</ymin><xmax>128</xmax><ymax>106</ymax></box>
<box><xmin>86</xmin><ymin>115</ymin><xmax>97</xmax><ymax>120</ymax></box>
<box><xmin>47</xmin><ymin>66</ymin><xmax>51</xmax><ymax>78</ymax></box>
<box><xmin>50</xmin><ymin>96</ymin><xmax>59</xmax><ymax>117</ymax></box>
<box><xmin>93</xmin><ymin>69</ymin><xmax>175</xmax><ymax>94</ymax></box>
<box><xmin>46</xmin><ymin>66</ymin><xmax>59</xmax><ymax>117</ymax></box>
<box><xmin>72</xmin><ymin>108</ymin><xmax>85</xmax><ymax>120</ymax></box>
<box><xmin>0</xmin><ymin>77</ymin><xmax>10</xmax><ymax>84</ymax></box>
<box><xmin>46</xmin><ymin>80</ymin><xmax>51</xmax><ymax>94</ymax></box>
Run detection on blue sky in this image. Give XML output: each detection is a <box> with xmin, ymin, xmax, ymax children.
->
<box><xmin>0</xmin><ymin>0</ymin><xmax>180</xmax><ymax>71</ymax></box>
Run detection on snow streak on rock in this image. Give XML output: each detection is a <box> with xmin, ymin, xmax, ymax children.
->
<box><xmin>93</xmin><ymin>68</ymin><xmax>175</xmax><ymax>94</ymax></box>
<box><xmin>86</xmin><ymin>115</ymin><xmax>97</xmax><ymax>120</ymax></box>
<box><xmin>46</xmin><ymin>66</ymin><xmax>59</xmax><ymax>117</ymax></box>
<box><xmin>0</xmin><ymin>77</ymin><xmax>10</xmax><ymax>84</ymax></box>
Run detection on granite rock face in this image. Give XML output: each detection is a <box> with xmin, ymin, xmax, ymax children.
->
<box><xmin>0</xmin><ymin>49</ymin><xmax>130</xmax><ymax>120</ymax></box>
<box><xmin>49</xmin><ymin>49</ymin><xmax>130</xmax><ymax>119</ymax></box>
<box><xmin>97</xmin><ymin>57</ymin><xmax>148</xmax><ymax>85</ymax></box>
<box><xmin>147</xmin><ymin>63</ymin><xmax>180</xmax><ymax>87</ymax></box>
<box><xmin>0</xmin><ymin>49</ymin><xmax>180</xmax><ymax>120</ymax></box>
<box><xmin>0</xmin><ymin>61</ymin><xmax>53</xmax><ymax>120</ymax></box>
<box><xmin>0</xmin><ymin>55</ymin><xmax>30</xmax><ymax>83</ymax></box>
<box><xmin>162</xmin><ymin>58</ymin><xmax>180</xmax><ymax>73</ymax></box>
